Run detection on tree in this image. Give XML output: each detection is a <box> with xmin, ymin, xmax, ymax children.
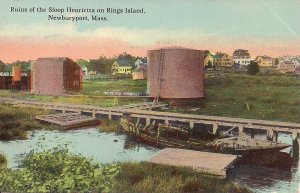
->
<box><xmin>206</xmin><ymin>60</ymin><xmax>213</xmax><ymax>69</ymax></box>
<box><xmin>0</xmin><ymin>60</ymin><xmax>5</xmax><ymax>71</ymax></box>
<box><xmin>275</xmin><ymin>58</ymin><xmax>279</xmax><ymax>67</ymax></box>
<box><xmin>247</xmin><ymin>61</ymin><xmax>259</xmax><ymax>75</ymax></box>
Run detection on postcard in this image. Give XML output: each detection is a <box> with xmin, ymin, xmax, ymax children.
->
<box><xmin>0</xmin><ymin>0</ymin><xmax>299</xmax><ymax>193</ymax></box>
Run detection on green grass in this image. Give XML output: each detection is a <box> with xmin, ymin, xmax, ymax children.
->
<box><xmin>192</xmin><ymin>73</ymin><xmax>300</xmax><ymax>122</ymax></box>
<box><xmin>0</xmin><ymin>73</ymin><xmax>299</xmax><ymax>122</ymax></box>
<box><xmin>113</xmin><ymin>162</ymin><xmax>250</xmax><ymax>193</ymax></box>
<box><xmin>158</xmin><ymin>72</ymin><xmax>300</xmax><ymax>123</ymax></box>
<box><xmin>0</xmin><ymin>105</ymin><xmax>58</xmax><ymax>140</ymax></box>
<box><xmin>82</xmin><ymin>79</ymin><xmax>147</xmax><ymax>95</ymax></box>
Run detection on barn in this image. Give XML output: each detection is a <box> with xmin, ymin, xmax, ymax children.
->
<box><xmin>31</xmin><ymin>57</ymin><xmax>82</xmax><ymax>95</ymax></box>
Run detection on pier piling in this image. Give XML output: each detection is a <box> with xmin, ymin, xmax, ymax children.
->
<box><xmin>213</xmin><ymin>123</ymin><xmax>218</xmax><ymax>135</ymax></box>
<box><xmin>292</xmin><ymin>131</ymin><xmax>299</xmax><ymax>158</ymax></box>
<box><xmin>238</xmin><ymin>125</ymin><xmax>244</xmax><ymax>136</ymax></box>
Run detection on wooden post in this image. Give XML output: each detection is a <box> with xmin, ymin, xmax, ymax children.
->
<box><xmin>213</xmin><ymin>123</ymin><xmax>218</xmax><ymax>135</ymax></box>
<box><xmin>146</xmin><ymin>117</ymin><xmax>151</xmax><ymax>126</ymax></box>
<box><xmin>189</xmin><ymin>121</ymin><xmax>194</xmax><ymax>129</ymax></box>
<box><xmin>165</xmin><ymin>119</ymin><xmax>169</xmax><ymax>125</ymax></box>
<box><xmin>92</xmin><ymin>110</ymin><xmax>96</xmax><ymax>118</ymax></box>
<box><xmin>292</xmin><ymin>131</ymin><xmax>299</xmax><ymax>158</ymax></box>
<box><xmin>62</xmin><ymin>109</ymin><xmax>66</xmax><ymax>114</ymax></box>
<box><xmin>251</xmin><ymin>129</ymin><xmax>255</xmax><ymax>139</ymax></box>
<box><xmin>238</xmin><ymin>125</ymin><xmax>244</xmax><ymax>137</ymax></box>
<box><xmin>267</xmin><ymin>128</ymin><xmax>274</xmax><ymax>141</ymax></box>
<box><xmin>108</xmin><ymin>111</ymin><xmax>112</xmax><ymax>120</ymax></box>
<box><xmin>273</xmin><ymin>131</ymin><xmax>278</xmax><ymax>143</ymax></box>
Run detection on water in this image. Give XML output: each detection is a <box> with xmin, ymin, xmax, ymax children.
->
<box><xmin>229</xmin><ymin>133</ymin><xmax>300</xmax><ymax>193</ymax></box>
<box><xmin>0</xmin><ymin>129</ymin><xmax>299</xmax><ymax>193</ymax></box>
<box><xmin>0</xmin><ymin>128</ymin><xmax>159</xmax><ymax>168</ymax></box>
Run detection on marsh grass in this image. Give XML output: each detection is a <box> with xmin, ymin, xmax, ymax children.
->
<box><xmin>99</xmin><ymin>118</ymin><xmax>123</xmax><ymax>133</ymax></box>
<box><xmin>170</xmin><ymin>72</ymin><xmax>300</xmax><ymax>123</ymax></box>
<box><xmin>113</xmin><ymin>162</ymin><xmax>251</xmax><ymax>193</ymax></box>
<box><xmin>0</xmin><ymin>105</ymin><xmax>58</xmax><ymax>140</ymax></box>
<box><xmin>0</xmin><ymin>72</ymin><xmax>299</xmax><ymax>122</ymax></box>
<box><xmin>0</xmin><ymin>154</ymin><xmax>7</xmax><ymax>168</ymax></box>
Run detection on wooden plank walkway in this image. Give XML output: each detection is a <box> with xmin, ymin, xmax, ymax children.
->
<box><xmin>36</xmin><ymin>113</ymin><xmax>99</xmax><ymax>129</ymax></box>
<box><xmin>148</xmin><ymin>148</ymin><xmax>238</xmax><ymax>177</ymax></box>
<box><xmin>1</xmin><ymin>96</ymin><xmax>300</xmax><ymax>134</ymax></box>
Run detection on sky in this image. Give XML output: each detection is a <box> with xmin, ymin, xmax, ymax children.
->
<box><xmin>0</xmin><ymin>0</ymin><xmax>300</xmax><ymax>63</ymax></box>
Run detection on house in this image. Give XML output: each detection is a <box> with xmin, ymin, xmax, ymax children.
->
<box><xmin>0</xmin><ymin>64</ymin><xmax>30</xmax><ymax>91</ymax></box>
<box><xmin>232</xmin><ymin>49</ymin><xmax>251</xmax><ymax>66</ymax></box>
<box><xmin>203</xmin><ymin>51</ymin><xmax>214</xmax><ymax>67</ymax></box>
<box><xmin>278</xmin><ymin>60</ymin><xmax>299</xmax><ymax>72</ymax></box>
<box><xmin>255</xmin><ymin>55</ymin><xmax>275</xmax><ymax>67</ymax></box>
<box><xmin>81</xmin><ymin>65</ymin><xmax>88</xmax><ymax>76</ymax></box>
<box><xmin>111</xmin><ymin>59</ymin><xmax>132</xmax><ymax>75</ymax></box>
<box><xmin>31</xmin><ymin>57</ymin><xmax>82</xmax><ymax>95</ymax></box>
<box><xmin>132</xmin><ymin>64</ymin><xmax>147</xmax><ymax>80</ymax></box>
<box><xmin>291</xmin><ymin>58</ymin><xmax>300</xmax><ymax>66</ymax></box>
<box><xmin>134</xmin><ymin>58</ymin><xmax>147</xmax><ymax>67</ymax></box>
<box><xmin>213</xmin><ymin>52</ymin><xmax>233</xmax><ymax>67</ymax></box>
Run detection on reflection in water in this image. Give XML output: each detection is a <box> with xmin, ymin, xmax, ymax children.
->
<box><xmin>0</xmin><ymin>128</ymin><xmax>299</xmax><ymax>193</ymax></box>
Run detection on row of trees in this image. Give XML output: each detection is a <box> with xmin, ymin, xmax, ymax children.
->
<box><xmin>0</xmin><ymin>60</ymin><xmax>31</xmax><ymax>73</ymax></box>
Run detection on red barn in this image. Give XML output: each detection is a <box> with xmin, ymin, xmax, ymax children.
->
<box><xmin>31</xmin><ymin>57</ymin><xmax>82</xmax><ymax>95</ymax></box>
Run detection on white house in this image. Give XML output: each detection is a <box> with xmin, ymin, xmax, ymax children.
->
<box><xmin>134</xmin><ymin>58</ymin><xmax>147</xmax><ymax>67</ymax></box>
<box><xmin>232</xmin><ymin>49</ymin><xmax>251</xmax><ymax>66</ymax></box>
<box><xmin>81</xmin><ymin>65</ymin><xmax>88</xmax><ymax>76</ymax></box>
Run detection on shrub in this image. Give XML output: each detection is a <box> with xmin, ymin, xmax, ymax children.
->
<box><xmin>247</xmin><ymin>61</ymin><xmax>259</xmax><ymax>75</ymax></box>
<box><xmin>0</xmin><ymin>148</ymin><xmax>120</xmax><ymax>193</ymax></box>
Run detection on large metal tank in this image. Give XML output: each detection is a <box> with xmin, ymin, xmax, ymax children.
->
<box><xmin>147</xmin><ymin>47</ymin><xmax>204</xmax><ymax>106</ymax></box>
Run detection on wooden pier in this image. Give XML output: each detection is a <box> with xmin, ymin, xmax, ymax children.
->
<box><xmin>148</xmin><ymin>148</ymin><xmax>238</xmax><ymax>177</ymax></box>
<box><xmin>1</xmin><ymin>96</ymin><xmax>300</xmax><ymax>157</ymax></box>
<box><xmin>36</xmin><ymin>113</ymin><xmax>99</xmax><ymax>129</ymax></box>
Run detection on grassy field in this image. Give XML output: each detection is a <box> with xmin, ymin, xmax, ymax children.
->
<box><xmin>0</xmin><ymin>79</ymin><xmax>146</xmax><ymax>107</ymax></box>
<box><xmin>0</xmin><ymin>105</ymin><xmax>58</xmax><ymax>140</ymax></box>
<box><xmin>0</xmin><ymin>148</ymin><xmax>251</xmax><ymax>193</ymax></box>
<box><xmin>0</xmin><ymin>73</ymin><xmax>299</xmax><ymax>122</ymax></box>
<box><xmin>82</xmin><ymin>79</ymin><xmax>147</xmax><ymax>95</ymax></box>
<box><xmin>191</xmin><ymin>72</ymin><xmax>300</xmax><ymax>123</ymax></box>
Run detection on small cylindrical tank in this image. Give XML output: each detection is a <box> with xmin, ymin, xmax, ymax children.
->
<box><xmin>147</xmin><ymin>47</ymin><xmax>204</xmax><ymax>107</ymax></box>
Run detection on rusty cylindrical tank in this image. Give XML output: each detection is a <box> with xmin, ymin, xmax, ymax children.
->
<box><xmin>147</xmin><ymin>47</ymin><xmax>204</xmax><ymax>107</ymax></box>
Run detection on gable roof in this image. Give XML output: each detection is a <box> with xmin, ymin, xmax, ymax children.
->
<box><xmin>233</xmin><ymin>49</ymin><xmax>250</xmax><ymax>57</ymax></box>
<box><xmin>136</xmin><ymin>58</ymin><xmax>147</xmax><ymax>64</ymax></box>
<box><xmin>36</xmin><ymin>57</ymin><xmax>68</xmax><ymax>63</ymax></box>
<box><xmin>257</xmin><ymin>55</ymin><xmax>274</xmax><ymax>60</ymax></box>
<box><xmin>115</xmin><ymin>59</ymin><xmax>131</xmax><ymax>66</ymax></box>
<box><xmin>214</xmin><ymin>52</ymin><xmax>226</xmax><ymax>59</ymax></box>
<box><xmin>32</xmin><ymin>57</ymin><xmax>77</xmax><ymax>67</ymax></box>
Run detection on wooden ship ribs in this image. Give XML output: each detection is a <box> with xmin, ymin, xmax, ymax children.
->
<box><xmin>120</xmin><ymin>113</ymin><xmax>292</xmax><ymax>167</ymax></box>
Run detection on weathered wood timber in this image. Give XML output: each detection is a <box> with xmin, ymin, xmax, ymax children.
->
<box><xmin>148</xmin><ymin>148</ymin><xmax>238</xmax><ymax>177</ymax></box>
<box><xmin>1</xmin><ymin>96</ymin><xmax>300</xmax><ymax>135</ymax></box>
<box><xmin>36</xmin><ymin>113</ymin><xmax>99</xmax><ymax>129</ymax></box>
<box><xmin>120</xmin><ymin>114</ymin><xmax>290</xmax><ymax>154</ymax></box>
